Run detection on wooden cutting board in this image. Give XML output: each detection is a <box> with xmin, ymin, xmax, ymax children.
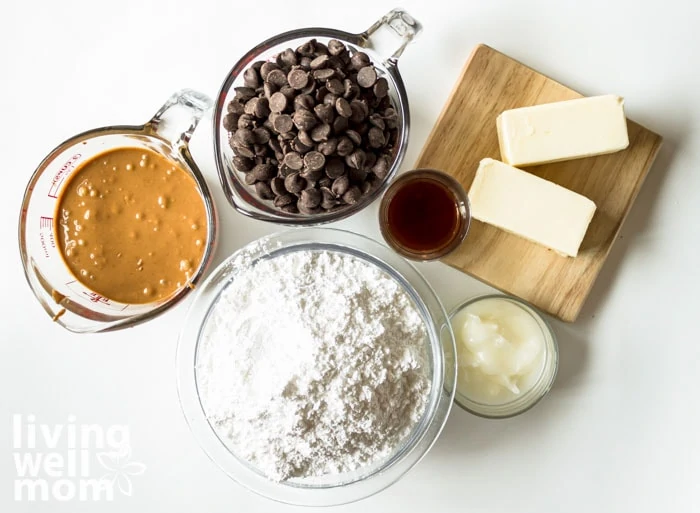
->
<box><xmin>415</xmin><ymin>44</ymin><xmax>662</xmax><ymax>322</ymax></box>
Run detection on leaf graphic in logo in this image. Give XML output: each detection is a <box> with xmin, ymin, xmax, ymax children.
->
<box><xmin>117</xmin><ymin>473</ymin><xmax>133</xmax><ymax>497</ymax></box>
<box><xmin>123</xmin><ymin>462</ymin><xmax>146</xmax><ymax>476</ymax></box>
<box><xmin>96</xmin><ymin>451</ymin><xmax>120</xmax><ymax>472</ymax></box>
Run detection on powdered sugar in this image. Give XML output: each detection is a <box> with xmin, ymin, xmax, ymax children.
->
<box><xmin>196</xmin><ymin>249</ymin><xmax>431</xmax><ymax>481</ymax></box>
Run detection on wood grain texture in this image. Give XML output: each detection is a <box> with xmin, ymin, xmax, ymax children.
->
<box><xmin>415</xmin><ymin>44</ymin><xmax>662</xmax><ymax>322</ymax></box>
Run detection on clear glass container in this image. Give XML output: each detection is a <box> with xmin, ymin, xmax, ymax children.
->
<box><xmin>18</xmin><ymin>90</ymin><xmax>218</xmax><ymax>333</ymax></box>
<box><xmin>379</xmin><ymin>169</ymin><xmax>471</xmax><ymax>260</ymax></box>
<box><xmin>213</xmin><ymin>9</ymin><xmax>422</xmax><ymax>225</ymax></box>
<box><xmin>448</xmin><ymin>294</ymin><xmax>559</xmax><ymax>418</ymax></box>
<box><xmin>176</xmin><ymin>228</ymin><xmax>456</xmax><ymax>506</ymax></box>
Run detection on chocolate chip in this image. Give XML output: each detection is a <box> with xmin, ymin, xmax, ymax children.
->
<box><xmin>298</xmin><ymin>130</ymin><xmax>314</xmax><ymax>147</ymax></box>
<box><xmin>260</xmin><ymin>62</ymin><xmax>279</xmax><ymax>80</ymax></box>
<box><xmin>244</xmin><ymin>68</ymin><xmax>260</xmax><ymax>88</ymax></box>
<box><xmin>251</xmin><ymin>163</ymin><xmax>276</xmax><ymax>181</ymax></box>
<box><xmin>310</xmin><ymin>123</ymin><xmax>331</xmax><ymax>142</ymax></box>
<box><xmin>254</xmin><ymin>97</ymin><xmax>270</xmax><ymax>118</ymax></box>
<box><xmin>369</xmin><ymin>113</ymin><xmax>385</xmax><ymax>130</ymax></box>
<box><xmin>294</xmin><ymin>94</ymin><xmax>315</xmax><ymax>111</ymax></box>
<box><xmin>253</xmin><ymin>127</ymin><xmax>271</xmax><ymax>144</ymax></box>
<box><xmin>274</xmin><ymin>193</ymin><xmax>296</xmax><ymax>207</ymax></box>
<box><xmin>227</xmin><ymin>100</ymin><xmax>245</xmax><ymax>114</ymax></box>
<box><xmin>350</xmin><ymin>52</ymin><xmax>370</xmax><ymax>70</ymax></box>
<box><xmin>255</xmin><ymin>181</ymin><xmax>275</xmax><ymax>200</ymax></box>
<box><xmin>278</xmin><ymin>48</ymin><xmax>298</xmax><ymax>67</ymax></box>
<box><xmin>270</xmin><ymin>177</ymin><xmax>286</xmax><ymax>196</ymax></box>
<box><xmin>328</xmin><ymin>39</ymin><xmax>346</xmax><ymax>56</ymax></box>
<box><xmin>304</xmin><ymin>151</ymin><xmax>325</xmax><ymax>171</ymax></box>
<box><xmin>235</xmin><ymin>128</ymin><xmax>256</xmax><ymax>146</ymax></box>
<box><xmin>280</xmin><ymin>85</ymin><xmax>296</xmax><ymax>100</ymax></box>
<box><xmin>266</xmin><ymin>69</ymin><xmax>287</xmax><ymax>87</ymax></box>
<box><xmin>284</xmin><ymin>172</ymin><xmax>306</xmax><ymax>193</ymax></box>
<box><xmin>349</xmin><ymin>100</ymin><xmax>369</xmax><ymax>123</ymax></box>
<box><xmin>269</xmin><ymin>92</ymin><xmax>288</xmax><ymax>113</ymax></box>
<box><xmin>349</xmin><ymin>166</ymin><xmax>368</xmax><ymax>183</ymax></box>
<box><xmin>346</xmin><ymin>149</ymin><xmax>366</xmax><ymax>170</ymax></box>
<box><xmin>288</xmin><ymin>69</ymin><xmax>309</xmax><ymax>90</ymax></box>
<box><xmin>292</xmin><ymin>109</ymin><xmax>317</xmax><ymax>131</ymax></box>
<box><xmin>357</xmin><ymin>66</ymin><xmax>377</xmax><ymax>88</ymax></box>
<box><xmin>234</xmin><ymin>86</ymin><xmax>256</xmax><ymax>101</ymax></box>
<box><xmin>263</xmin><ymin>82</ymin><xmax>277</xmax><ymax>99</ymax></box>
<box><xmin>237</xmin><ymin>113</ymin><xmax>255</xmax><ymax>129</ymax></box>
<box><xmin>322</xmin><ymin>158</ymin><xmax>343</xmax><ymax>179</ymax></box>
<box><xmin>345</xmin><ymin>130</ymin><xmax>362</xmax><ymax>146</ymax></box>
<box><xmin>232</xmin><ymin>156</ymin><xmax>253</xmax><ymax>172</ymax></box>
<box><xmin>297</xmin><ymin>40</ymin><xmax>316</xmax><ymax>56</ymax></box>
<box><xmin>342</xmin><ymin>185</ymin><xmax>361</xmax><ymax>204</ymax></box>
<box><xmin>336</xmin><ymin>136</ymin><xmax>354</xmax><ymax>156</ymax></box>
<box><xmin>231</xmin><ymin>141</ymin><xmax>255</xmax><ymax>159</ymax></box>
<box><xmin>344</xmin><ymin>79</ymin><xmax>360</xmax><ymax>100</ymax></box>
<box><xmin>313</xmin><ymin>68</ymin><xmax>335</xmax><ymax>81</ymax></box>
<box><xmin>331</xmin><ymin>175</ymin><xmax>350</xmax><ymax>196</ymax></box>
<box><xmin>314</xmin><ymin>103</ymin><xmax>335</xmax><ymax>124</ymax></box>
<box><xmin>278</xmin><ymin>204</ymin><xmax>297</xmax><ymax>214</ymax></box>
<box><xmin>310</xmin><ymin>54</ymin><xmax>329</xmax><ymax>69</ymax></box>
<box><xmin>284</xmin><ymin>151</ymin><xmax>304</xmax><ymax>170</ymax></box>
<box><xmin>326</xmin><ymin>78</ymin><xmax>344</xmax><ymax>95</ymax></box>
<box><xmin>223</xmin><ymin>113</ymin><xmax>239</xmax><ymax>131</ymax></box>
<box><xmin>298</xmin><ymin>202</ymin><xmax>321</xmax><ymax>215</ymax></box>
<box><xmin>320</xmin><ymin>187</ymin><xmax>338</xmax><ymax>209</ymax></box>
<box><xmin>373</xmin><ymin>77</ymin><xmax>389</xmax><ymax>98</ymax></box>
<box><xmin>317</xmin><ymin>138</ymin><xmax>338</xmax><ymax>156</ymax></box>
<box><xmin>335</xmin><ymin>97</ymin><xmax>352</xmax><ymax>118</ymax></box>
<box><xmin>292</xmin><ymin>136</ymin><xmax>313</xmax><ymax>154</ymax></box>
<box><xmin>272</xmin><ymin>114</ymin><xmax>293</xmax><ymax>133</ymax></box>
<box><xmin>372</xmin><ymin>154</ymin><xmax>391</xmax><ymax>179</ymax></box>
<box><xmin>300</xmin><ymin>188</ymin><xmax>322</xmax><ymax>209</ymax></box>
<box><xmin>333</xmin><ymin>116</ymin><xmax>349</xmax><ymax>134</ymax></box>
<box><xmin>368</xmin><ymin>127</ymin><xmax>385</xmax><ymax>148</ymax></box>
<box><xmin>243</xmin><ymin>171</ymin><xmax>258</xmax><ymax>185</ymax></box>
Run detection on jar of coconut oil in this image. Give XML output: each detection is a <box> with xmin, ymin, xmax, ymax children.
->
<box><xmin>449</xmin><ymin>295</ymin><xmax>558</xmax><ymax>418</ymax></box>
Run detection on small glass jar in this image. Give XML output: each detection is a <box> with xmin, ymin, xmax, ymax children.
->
<box><xmin>379</xmin><ymin>169</ymin><xmax>470</xmax><ymax>260</ymax></box>
<box><xmin>448</xmin><ymin>294</ymin><xmax>558</xmax><ymax>418</ymax></box>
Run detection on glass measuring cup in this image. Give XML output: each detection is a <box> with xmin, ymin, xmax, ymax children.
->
<box><xmin>19</xmin><ymin>90</ymin><xmax>218</xmax><ymax>333</ymax></box>
<box><xmin>213</xmin><ymin>8</ymin><xmax>422</xmax><ymax>225</ymax></box>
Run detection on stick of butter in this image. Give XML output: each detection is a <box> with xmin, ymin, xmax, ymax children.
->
<box><xmin>497</xmin><ymin>95</ymin><xmax>629</xmax><ymax>167</ymax></box>
<box><xmin>468</xmin><ymin>159</ymin><xmax>596</xmax><ymax>257</ymax></box>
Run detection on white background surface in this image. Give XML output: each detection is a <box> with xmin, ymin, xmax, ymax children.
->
<box><xmin>2</xmin><ymin>0</ymin><xmax>699</xmax><ymax>511</ymax></box>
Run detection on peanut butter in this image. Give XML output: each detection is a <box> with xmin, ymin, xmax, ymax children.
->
<box><xmin>55</xmin><ymin>147</ymin><xmax>206</xmax><ymax>304</ymax></box>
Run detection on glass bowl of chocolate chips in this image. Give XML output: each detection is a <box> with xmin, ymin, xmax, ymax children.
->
<box><xmin>213</xmin><ymin>9</ymin><xmax>421</xmax><ymax>225</ymax></box>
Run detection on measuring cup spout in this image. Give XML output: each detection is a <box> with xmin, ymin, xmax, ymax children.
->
<box><xmin>145</xmin><ymin>89</ymin><xmax>213</xmax><ymax>148</ymax></box>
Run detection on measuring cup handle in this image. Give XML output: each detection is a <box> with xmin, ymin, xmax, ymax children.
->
<box><xmin>361</xmin><ymin>9</ymin><xmax>422</xmax><ymax>65</ymax></box>
<box><xmin>145</xmin><ymin>89</ymin><xmax>213</xmax><ymax>148</ymax></box>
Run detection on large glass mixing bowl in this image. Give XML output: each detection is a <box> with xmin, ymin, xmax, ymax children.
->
<box><xmin>213</xmin><ymin>9</ymin><xmax>422</xmax><ymax>225</ymax></box>
<box><xmin>176</xmin><ymin>228</ymin><xmax>456</xmax><ymax>506</ymax></box>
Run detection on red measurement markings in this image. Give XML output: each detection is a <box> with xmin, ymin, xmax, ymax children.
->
<box><xmin>47</xmin><ymin>153</ymin><xmax>82</xmax><ymax>199</ymax></box>
<box><xmin>39</xmin><ymin>216</ymin><xmax>53</xmax><ymax>229</ymax></box>
<box><xmin>82</xmin><ymin>292</ymin><xmax>111</xmax><ymax>305</ymax></box>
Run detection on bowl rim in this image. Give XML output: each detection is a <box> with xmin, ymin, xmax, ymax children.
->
<box><xmin>175</xmin><ymin>228</ymin><xmax>456</xmax><ymax>506</ymax></box>
<box><xmin>212</xmin><ymin>27</ymin><xmax>411</xmax><ymax>226</ymax></box>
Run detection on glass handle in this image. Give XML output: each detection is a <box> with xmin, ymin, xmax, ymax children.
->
<box><xmin>361</xmin><ymin>8</ymin><xmax>422</xmax><ymax>65</ymax></box>
<box><xmin>145</xmin><ymin>89</ymin><xmax>213</xmax><ymax>148</ymax></box>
